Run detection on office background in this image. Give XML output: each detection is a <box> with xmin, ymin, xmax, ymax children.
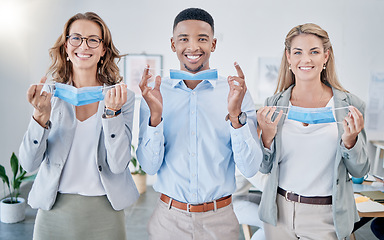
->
<box><xmin>1</xmin><ymin>0</ymin><xmax>384</xmax><ymax>198</ymax></box>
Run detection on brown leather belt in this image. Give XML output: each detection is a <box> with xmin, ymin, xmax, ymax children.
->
<box><xmin>160</xmin><ymin>194</ymin><xmax>232</xmax><ymax>212</ymax></box>
<box><xmin>278</xmin><ymin>187</ymin><xmax>332</xmax><ymax>205</ymax></box>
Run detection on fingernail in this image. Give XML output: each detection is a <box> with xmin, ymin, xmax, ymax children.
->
<box><xmin>234</xmin><ymin>62</ymin><xmax>238</xmax><ymax>66</ymax></box>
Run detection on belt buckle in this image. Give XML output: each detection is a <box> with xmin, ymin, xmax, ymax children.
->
<box><xmin>285</xmin><ymin>190</ymin><xmax>293</xmax><ymax>202</ymax></box>
<box><xmin>285</xmin><ymin>191</ymin><xmax>301</xmax><ymax>203</ymax></box>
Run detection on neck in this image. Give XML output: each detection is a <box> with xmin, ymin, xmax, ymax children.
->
<box><xmin>291</xmin><ymin>81</ymin><xmax>325</xmax><ymax>105</ymax></box>
<box><xmin>183</xmin><ymin>79</ymin><xmax>202</xmax><ymax>90</ymax></box>
<box><xmin>180</xmin><ymin>64</ymin><xmax>209</xmax><ymax>89</ymax></box>
<box><xmin>72</xmin><ymin>68</ymin><xmax>100</xmax><ymax>88</ymax></box>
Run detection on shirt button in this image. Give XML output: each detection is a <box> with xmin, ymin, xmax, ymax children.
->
<box><xmin>191</xmin><ymin>131</ymin><xmax>195</xmax><ymax>135</ymax></box>
<box><xmin>192</xmin><ymin>173</ymin><xmax>196</xmax><ymax>177</ymax></box>
<box><xmin>98</xmin><ymin>165</ymin><xmax>102</xmax><ymax>171</ymax></box>
<box><xmin>111</xmin><ymin>134</ymin><xmax>116</xmax><ymax>138</ymax></box>
<box><xmin>192</xmin><ymin>92</ymin><xmax>196</xmax><ymax>95</ymax></box>
<box><xmin>33</xmin><ymin>140</ymin><xmax>38</xmax><ymax>144</ymax></box>
<box><xmin>154</xmin><ymin>131</ymin><xmax>159</xmax><ymax>135</ymax></box>
<box><xmin>191</xmin><ymin>153</ymin><xmax>195</xmax><ymax>157</ymax></box>
<box><xmin>191</xmin><ymin>111</ymin><xmax>195</xmax><ymax>114</ymax></box>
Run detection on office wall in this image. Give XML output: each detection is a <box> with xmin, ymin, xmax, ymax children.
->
<box><xmin>1</xmin><ymin>0</ymin><xmax>383</xmax><ymax>198</ymax></box>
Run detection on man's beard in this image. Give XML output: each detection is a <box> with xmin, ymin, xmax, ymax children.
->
<box><xmin>184</xmin><ymin>63</ymin><xmax>204</xmax><ymax>73</ymax></box>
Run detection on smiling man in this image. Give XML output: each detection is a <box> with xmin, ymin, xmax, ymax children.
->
<box><xmin>137</xmin><ymin>8</ymin><xmax>262</xmax><ymax>240</ymax></box>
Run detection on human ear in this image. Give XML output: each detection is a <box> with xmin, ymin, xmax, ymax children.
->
<box><xmin>324</xmin><ymin>49</ymin><xmax>330</xmax><ymax>64</ymax></box>
<box><xmin>211</xmin><ymin>38</ymin><xmax>217</xmax><ymax>52</ymax></box>
<box><xmin>101</xmin><ymin>45</ymin><xmax>106</xmax><ymax>57</ymax></box>
<box><xmin>170</xmin><ymin>37</ymin><xmax>176</xmax><ymax>52</ymax></box>
<box><xmin>285</xmin><ymin>49</ymin><xmax>291</xmax><ymax>64</ymax></box>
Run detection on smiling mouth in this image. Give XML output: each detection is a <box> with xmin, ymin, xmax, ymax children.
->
<box><xmin>75</xmin><ymin>53</ymin><xmax>92</xmax><ymax>59</ymax></box>
<box><xmin>185</xmin><ymin>54</ymin><xmax>202</xmax><ymax>63</ymax></box>
<box><xmin>299</xmin><ymin>66</ymin><xmax>314</xmax><ymax>70</ymax></box>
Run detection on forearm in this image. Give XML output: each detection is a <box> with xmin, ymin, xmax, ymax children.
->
<box><xmin>19</xmin><ymin>116</ymin><xmax>50</xmax><ymax>172</ymax></box>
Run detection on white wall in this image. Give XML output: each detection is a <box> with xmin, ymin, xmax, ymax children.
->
<box><xmin>1</xmin><ymin>0</ymin><xmax>384</xmax><ymax>198</ymax></box>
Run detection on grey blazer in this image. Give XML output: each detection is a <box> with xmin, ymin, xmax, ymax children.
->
<box><xmin>258</xmin><ymin>85</ymin><xmax>370</xmax><ymax>239</ymax></box>
<box><xmin>19</xmin><ymin>88</ymin><xmax>139</xmax><ymax>211</ymax></box>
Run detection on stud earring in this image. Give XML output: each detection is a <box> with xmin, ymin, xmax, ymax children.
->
<box><xmin>323</xmin><ymin>64</ymin><xmax>326</xmax><ymax>70</ymax></box>
<box><xmin>66</xmin><ymin>56</ymin><xmax>69</xmax><ymax>61</ymax></box>
<box><xmin>100</xmin><ymin>58</ymin><xmax>104</xmax><ymax>64</ymax></box>
<box><xmin>289</xmin><ymin>65</ymin><xmax>291</xmax><ymax>70</ymax></box>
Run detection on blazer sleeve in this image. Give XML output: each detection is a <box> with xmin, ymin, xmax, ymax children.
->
<box><xmin>102</xmin><ymin>90</ymin><xmax>135</xmax><ymax>174</ymax></box>
<box><xmin>340</xmin><ymin>95</ymin><xmax>370</xmax><ymax>177</ymax></box>
<box><xmin>258</xmin><ymin>96</ymin><xmax>277</xmax><ymax>174</ymax></box>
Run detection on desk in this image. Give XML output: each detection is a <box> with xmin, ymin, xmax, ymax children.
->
<box><xmin>351</xmin><ymin>181</ymin><xmax>384</xmax><ymax>240</ymax></box>
<box><xmin>371</xmin><ymin>140</ymin><xmax>384</xmax><ymax>173</ymax></box>
<box><xmin>354</xmin><ymin>181</ymin><xmax>384</xmax><ymax>218</ymax></box>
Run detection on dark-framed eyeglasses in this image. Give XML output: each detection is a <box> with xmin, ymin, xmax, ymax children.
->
<box><xmin>66</xmin><ymin>34</ymin><xmax>103</xmax><ymax>49</ymax></box>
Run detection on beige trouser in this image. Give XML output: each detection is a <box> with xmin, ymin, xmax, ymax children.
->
<box><xmin>148</xmin><ymin>198</ymin><xmax>239</xmax><ymax>240</ymax></box>
<box><xmin>264</xmin><ymin>194</ymin><xmax>338</xmax><ymax>240</ymax></box>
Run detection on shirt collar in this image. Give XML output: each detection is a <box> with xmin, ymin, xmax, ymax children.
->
<box><xmin>172</xmin><ymin>78</ymin><xmax>217</xmax><ymax>89</ymax></box>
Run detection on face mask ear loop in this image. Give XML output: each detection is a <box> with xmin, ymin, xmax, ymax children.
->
<box><xmin>333</xmin><ymin>106</ymin><xmax>351</xmax><ymax>124</ymax></box>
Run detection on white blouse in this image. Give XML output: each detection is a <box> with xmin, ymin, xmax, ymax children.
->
<box><xmin>58</xmin><ymin>113</ymin><xmax>106</xmax><ymax>196</ymax></box>
<box><xmin>278</xmin><ymin>97</ymin><xmax>338</xmax><ymax>196</ymax></box>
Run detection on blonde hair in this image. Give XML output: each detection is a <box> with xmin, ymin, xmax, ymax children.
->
<box><xmin>275</xmin><ymin>23</ymin><xmax>346</xmax><ymax>93</ymax></box>
<box><xmin>47</xmin><ymin>12</ymin><xmax>123</xmax><ymax>85</ymax></box>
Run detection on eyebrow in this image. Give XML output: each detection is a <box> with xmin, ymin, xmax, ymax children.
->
<box><xmin>70</xmin><ymin>33</ymin><xmax>101</xmax><ymax>38</ymax></box>
<box><xmin>177</xmin><ymin>33</ymin><xmax>210</xmax><ymax>38</ymax></box>
<box><xmin>177</xmin><ymin>34</ymin><xmax>189</xmax><ymax>38</ymax></box>
<box><xmin>293</xmin><ymin>47</ymin><xmax>321</xmax><ymax>51</ymax></box>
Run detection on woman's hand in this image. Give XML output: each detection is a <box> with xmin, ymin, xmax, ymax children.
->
<box><xmin>257</xmin><ymin>106</ymin><xmax>283</xmax><ymax>148</ymax></box>
<box><xmin>342</xmin><ymin>106</ymin><xmax>364</xmax><ymax>149</ymax></box>
<box><xmin>105</xmin><ymin>83</ymin><xmax>127</xmax><ymax>115</ymax></box>
<box><xmin>27</xmin><ymin>76</ymin><xmax>52</xmax><ymax>128</ymax></box>
<box><xmin>139</xmin><ymin>65</ymin><xmax>163</xmax><ymax>127</ymax></box>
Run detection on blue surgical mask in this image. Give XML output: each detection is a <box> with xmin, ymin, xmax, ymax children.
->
<box><xmin>169</xmin><ymin>69</ymin><xmax>218</xmax><ymax>80</ymax></box>
<box><xmin>287</xmin><ymin>106</ymin><xmax>336</xmax><ymax>124</ymax></box>
<box><xmin>53</xmin><ymin>82</ymin><xmax>104</xmax><ymax>106</ymax></box>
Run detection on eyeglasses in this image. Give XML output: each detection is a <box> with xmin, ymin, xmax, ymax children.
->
<box><xmin>66</xmin><ymin>34</ymin><xmax>103</xmax><ymax>49</ymax></box>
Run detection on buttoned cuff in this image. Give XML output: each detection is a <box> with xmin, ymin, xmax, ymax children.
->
<box><xmin>230</xmin><ymin>122</ymin><xmax>252</xmax><ymax>145</ymax></box>
<box><xmin>29</xmin><ymin>116</ymin><xmax>50</xmax><ymax>146</ymax></box>
<box><xmin>147</xmin><ymin>118</ymin><xmax>164</xmax><ymax>141</ymax></box>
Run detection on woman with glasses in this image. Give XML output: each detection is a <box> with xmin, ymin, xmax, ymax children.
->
<box><xmin>256</xmin><ymin>23</ymin><xmax>369</xmax><ymax>239</ymax></box>
<box><xmin>19</xmin><ymin>12</ymin><xmax>139</xmax><ymax>240</ymax></box>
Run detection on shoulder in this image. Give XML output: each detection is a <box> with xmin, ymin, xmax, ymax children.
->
<box><xmin>265</xmin><ymin>87</ymin><xmax>292</xmax><ymax>106</ymax></box>
<box><xmin>333</xmin><ymin>88</ymin><xmax>365</xmax><ymax>110</ymax></box>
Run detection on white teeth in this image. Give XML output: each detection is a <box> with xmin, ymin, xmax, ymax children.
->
<box><xmin>300</xmin><ymin>67</ymin><xmax>312</xmax><ymax>70</ymax></box>
<box><xmin>77</xmin><ymin>53</ymin><xmax>91</xmax><ymax>58</ymax></box>
<box><xmin>187</xmin><ymin>55</ymin><xmax>199</xmax><ymax>60</ymax></box>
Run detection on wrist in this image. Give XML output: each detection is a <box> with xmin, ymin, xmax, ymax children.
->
<box><xmin>33</xmin><ymin>115</ymin><xmax>51</xmax><ymax>129</ymax></box>
<box><xmin>103</xmin><ymin>107</ymin><xmax>121</xmax><ymax>118</ymax></box>
<box><xmin>225</xmin><ymin>112</ymin><xmax>247</xmax><ymax>127</ymax></box>
<box><xmin>150</xmin><ymin>115</ymin><xmax>162</xmax><ymax>127</ymax></box>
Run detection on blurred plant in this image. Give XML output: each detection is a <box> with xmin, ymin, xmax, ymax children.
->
<box><xmin>130</xmin><ymin>145</ymin><xmax>146</xmax><ymax>175</ymax></box>
<box><xmin>0</xmin><ymin>152</ymin><xmax>36</xmax><ymax>203</ymax></box>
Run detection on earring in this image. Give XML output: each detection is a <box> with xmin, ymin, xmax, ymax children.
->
<box><xmin>100</xmin><ymin>58</ymin><xmax>104</xmax><ymax>64</ymax></box>
<box><xmin>288</xmin><ymin>65</ymin><xmax>291</xmax><ymax>70</ymax></box>
<box><xmin>66</xmin><ymin>56</ymin><xmax>69</xmax><ymax>61</ymax></box>
<box><xmin>323</xmin><ymin>64</ymin><xmax>326</xmax><ymax>70</ymax></box>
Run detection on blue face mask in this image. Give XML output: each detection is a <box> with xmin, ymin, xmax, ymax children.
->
<box><xmin>170</xmin><ymin>69</ymin><xmax>218</xmax><ymax>80</ymax></box>
<box><xmin>53</xmin><ymin>83</ymin><xmax>104</xmax><ymax>106</ymax></box>
<box><xmin>287</xmin><ymin>106</ymin><xmax>336</xmax><ymax>124</ymax></box>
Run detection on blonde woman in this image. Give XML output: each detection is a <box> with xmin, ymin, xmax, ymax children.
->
<box><xmin>257</xmin><ymin>23</ymin><xmax>369</xmax><ymax>239</ymax></box>
<box><xmin>19</xmin><ymin>12</ymin><xmax>138</xmax><ymax>240</ymax></box>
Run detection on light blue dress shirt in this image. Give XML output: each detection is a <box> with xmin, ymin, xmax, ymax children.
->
<box><xmin>137</xmin><ymin>76</ymin><xmax>262</xmax><ymax>204</ymax></box>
